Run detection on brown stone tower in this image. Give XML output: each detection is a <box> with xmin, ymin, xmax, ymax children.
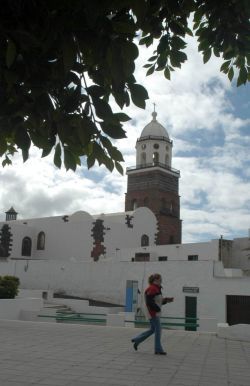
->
<box><xmin>125</xmin><ymin>111</ymin><xmax>182</xmax><ymax>245</ymax></box>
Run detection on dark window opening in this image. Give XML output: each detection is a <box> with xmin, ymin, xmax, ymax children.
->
<box><xmin>141</xmin><ymin>234</ymin><xmax>149</xmax><ymax>247</ymax></box>
<box><xmin>37</xmin><ymin>231</ymin><xmax>45</xmax><ymax>250</ymax></box>
<box><xmin>22</xmin><ymin>237</ymin><xmax>32</xmax><ymax>257</ymax></box>
<box><xmin>141</xmin><ymin>152</ymin><xmax>146</xmax><ymax>165</ymax></box>
<box><xmin>188</xmin><ymin>255</ymin><xmax>198</xmax><ymax>261</ymax></box>
<box><xmin>169</xmin><ymin>235</ymin><xmax>175</xmax><ymax>244</ymax></box>
<box><xmin>158</xmin><ymin>256</ymin><xmax>168</xmax><ymax>261</ymax></box>
<box><xmin>132</xmin><ymin>199</ymin><xmax>137</xmax><ymax>210</ymax></box>
<box><xmin>153</xmin><ymin>152</ymin><xmax>159</xmax><ymax>165</ymax></box>
<box><xmin>134</xmin><ymin>253</ymin><xmax>150</xmax><ymax>262</ymax></box>
<box><xmin>161</xmin><ymin>198</ymin><xmax>166</xmax><ymax>209</ymax></box>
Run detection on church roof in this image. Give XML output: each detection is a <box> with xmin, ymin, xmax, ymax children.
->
<box><xmin>140</xmin><ymin>111</ymin><xmax>169</xmax><ymax>139</ymax></box>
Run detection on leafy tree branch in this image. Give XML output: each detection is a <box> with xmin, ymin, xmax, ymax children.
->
<box><xmin>0</xmin><ymin>0</ymin><xmax>249</xmax><ymax>173</ymax></box>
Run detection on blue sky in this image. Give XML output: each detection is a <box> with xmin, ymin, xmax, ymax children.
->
<box><xmin>0</xmin><ymin>38</ymin><xmax>249</xmax><ymax>244</ymax></box>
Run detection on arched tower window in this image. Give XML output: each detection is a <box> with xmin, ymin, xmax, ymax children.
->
<box><xmin>153</xmin><ymin>152</ymin><xmax>159</xmax><ymax>165</ymax></box>
<box><xmin>165</xmin><ymin>154</ymin><xmax>169</xmax><ymax>166</ymax></box>
<box><xmin>37</xmin><ymin>231</ymin><xmax>45</xmax><ymax>250</ymax></box>
<box><xmin>141</xmin><ymin>152</ymin><xmax>146</xmax><ymax>166</ymax></box>
<box><xmin>132</xmin><ymin>199</ymin><xmax>138</xmax><ymax>210</ymax></box>
<box><xmin>169</xmin><ymin>235</ymin><xmax>174</xmax><ymax>244</ymax></box>
<box><xmin>143</xmin><ymin>197</ymin><xmax>149</xmax><ymax>206</ymax></box>
<box><xmin>141</xmin><ymin>234</ymin><xmax>149</xmax><ymax>247</ymax></box>
<box><xmin>22</xmin><ymin>237</ymin><xmax>32</xmax><ymax>257</ymax></box>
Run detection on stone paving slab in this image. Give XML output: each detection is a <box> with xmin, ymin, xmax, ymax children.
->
<box><xmin>0</xmin><ymin>320</ymin><xmax>249</xmax><ymax>386</ymax></box>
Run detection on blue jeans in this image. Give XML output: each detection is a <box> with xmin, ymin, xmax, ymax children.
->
<box><xmin>132</xmin><ymin>316</ymin><xmax>164</xmax><ymax>353</ymax></box>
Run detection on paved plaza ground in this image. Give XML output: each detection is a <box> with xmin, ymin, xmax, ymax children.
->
<box><xmin>0</xmin><ymin>319</ymin><xmax>249</xmax><ymax>386</ymax></box>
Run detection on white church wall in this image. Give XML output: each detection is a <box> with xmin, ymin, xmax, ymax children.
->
<box><xmin>1</xmin><ymin>207</ymin><xmax>158</xmax><ymax>261</ymax></box>
<box><xmin>1</xmin><ymin>259</ymin><xmax>249</xmax><ymax>327</ymax></box>
<box><xmin>152</xmin><ymin>239</ymin><xmax>219</xmax><ymax>261</ymax></box>
<box><xmin>101</xmin><ymin>207</ymin><xmax>157</xmax><ymax>258</ymax></box>
<box><xmin>116</xmin><ymin>239</ymin><xmax>219</xmax><ymax>262</ymax></box>
<box><xmin>6</xmin><ymin>223</ymin><xmax>35</xmax><ymax>258</ymax></box>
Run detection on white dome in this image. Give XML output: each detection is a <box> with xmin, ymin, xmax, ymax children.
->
<box><xmin>140</xmin><ymin>112</ymin><xmax>169</xmax><ymax>139</ymax></box>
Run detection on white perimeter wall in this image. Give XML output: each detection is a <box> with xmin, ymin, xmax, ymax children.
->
<box><xmin>0</xmin><ymin>259</ymin><xmax>249</xmax><ymax>325</ymax></box>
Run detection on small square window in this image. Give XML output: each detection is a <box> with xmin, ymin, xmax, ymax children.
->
<box><xmin>188</xmin><ymin>255</ymin><xmax>198</xmax><ymax>261</ymax></box>
<box><xmin>158</xmin><ymin>256</ymin><xmax>168</xmax><ymax>261</ymax></box>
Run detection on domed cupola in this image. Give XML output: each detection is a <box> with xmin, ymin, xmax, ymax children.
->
<box><xmin>136</xmin><ymin>111</ymin><xmax>173</xmax><ymax>168</ymax></box>
<box><xmin>140</xmin><ymin>111</ymin><xmax>169</xmax><ymax>139</ymax></box>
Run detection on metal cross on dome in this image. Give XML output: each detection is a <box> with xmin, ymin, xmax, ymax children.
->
<box><xmin>152</xmin><ymin>102</ymin><xmax>157</xmax><ymax>120</ymax></box>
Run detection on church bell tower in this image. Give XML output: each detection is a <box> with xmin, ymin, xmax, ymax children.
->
<box><xmin>125</xmin><ymin>111</ymin><xmax>182</xmax><ymax>245</ymax></box>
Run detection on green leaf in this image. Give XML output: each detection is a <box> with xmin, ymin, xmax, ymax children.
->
<box><xmin>77</xmin><ymin>117</ymin><xmax>95</xmax><ymax>145</ymax></box>
<box><xmin>92</xmin><ymin>141</ymin><xmax>105</xmax><ymax>163</ymax></box>
<box><xmin>237</xmin><ymin>66</ymin><xmax>248</xmax><ymax>86</ymax></box>
<box><xmin>107</xmin><ymin>146</ymin><xmax>124</xmax><ymax>162</ymax></box>
<box><xmin>64</xmin><ymin>147</ymin><xmax>77</xmax><ymax>171</ymax></box>
<box><xmin>146</xmin><ymin>65</ymin><xmax>155</xmax><ymax>76</ymax></box>
<box><xmin>193</xmin><ymin>7</ymin><xmax>204</xmax><ymax>24</ymax></box>
<box><xmin>220</xmin><ymin>60</ymin><xmax>231</xmax><ymax>73</ymax></box>
<box><xmin>87</xmin><ymin>154</ymin><xmax>95</xmax><ymax>169</ymax></box>
<box><xmin>100</xmin><ymin>122</ymin><xmax>126</xmax><ymax>139</ymax></box>
<box><xmin>6</xmin><ymin>39</ymin><xmax>16</xmax><ymax>68</ymax></box>
<box><xmin>148</xmin><ymin>55</ymin><xmax>157</xmax><ymax>62</ymax></box>
<box><xmin>93</xmin><ymin>98</ymin><xmax>113</xmax><ymax>119</ymax></box>
<box><xmin>22</xmin><ymin>148</ymin><xmax>29</xmax><ymax>163</ymax></box>
<box><xmin>213</xmin><ymin>47</ymin><xmax>220</xmax><ymax>58</ymax></box>
<box><xmin>185</xmin><ymin>27</ymin><xmax>193</xmax><ymax>37</ymax></box>
<box><xmin>2</xmin><ymin>156</ymin><xmax>12</xmax><ymax>167</ymax></box>
<box><xmin>164</xmin><ymin>67</ymin><xmax>171</xmax><ymax>80</ymax></box>
<box><xmin>170</xmin><ymin>52</ymin><xmax>181</xmax><ymax>68</ymax></box>
<box><xmin>203</xmin><ymin>48</ymin><xmax>211</xmax><ymax>64</ymax></box>
<box><xmin>87</xmin><ymin>85</ymin><xmax>105</xmax><ymax>98</ymax></box>
<box><xmin>121</xmin><ymin>41</ymin><xmax>139</xmax><ymax>61</ymax></box>
<box><xmin>100</xmin><ymin>136</ymin><xmax>113</xmax><ymax>151</ymax></box>
<box><xmin>228</xmin><ymin>67</ymin><xmax>234</xmax><ymax>82</ymax></box>
<box><xmin>101</xmin><ymin>155</ymin><xmax>114</xmax><ymax>172</ymax></box>
<box><xmin>42</xmin><ymin>146</ymin><xmax>53</xmax><ymax>158</ymax></box>
<box><xmin>0</xmin><ymin>135</ymin><xmax>7</xmax><ymax>156</ymax></box>
<box><xmin>114</xmin><ymin>113</ymin><xmax>131</xmax><ymax>122</ymax></box>
<box><xmin>198</xmin><ymin>40</ymin><xmax>210</xmax><ymax>52</ymax></box>
<box><xmin>129</xmin><ymin>83</ymin><xmax>149</xmax><ymax>108</ymax></box>
<box><xmin>171</xmin><ymin>36</ymin><xmax>186</xmax><ymax>50</ymax></box>
<box><xmin>234</xmin><ymin>56</ymin><xmax>245</xmax><ymax>68</ymax></box>
<box><xmin>139</xmin><ymin>35</ymin><xmax>153</xmax><ymax>47</ymax></box>
<box><xmin>157</xmin><ymin>35</ymin><xmax>169</xmax><ymax>53</ymax></box>
<box><xmin>15</xmin><ymin>128</ymin><xmax>31</xmax><ymax>151</ymax></box>
<box><xmin>54</xmin><ymin>143</ymin><xmax>62</xmax><ymax>169</ymax></box>
<box><xmin>224</xmin><ymin>49</ymin><xmax>235</xmax><ymax>60</ymax></box>
<box><xmin>115</xmin><ymin>161</ymin><xmax>123</xmax><ymax>175</ymax></box>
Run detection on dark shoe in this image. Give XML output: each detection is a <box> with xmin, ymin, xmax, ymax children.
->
<box><xmin>131</xmin><ymin>339</ymin><xmax>138</xmax><ymax>351</ymax></box>
<box><xmin>155</xmin><ymin>351</ymin><xmax>167</xmax><ymax>355</ymax></box>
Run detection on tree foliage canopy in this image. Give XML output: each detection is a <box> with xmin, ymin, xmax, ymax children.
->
<box><xmin>0</xmin><ymin>0</ymin><xmax>249</xmax><ymax>173</ymax></box>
